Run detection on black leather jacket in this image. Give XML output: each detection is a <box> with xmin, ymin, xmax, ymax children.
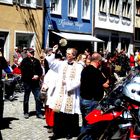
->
<box><xmin>20</xmin><ymin>57</ymin><xmax>43</xmax><ymax>86</ymax></box>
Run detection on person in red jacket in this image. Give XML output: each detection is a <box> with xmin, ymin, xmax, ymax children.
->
<box><xmin>129</xmin><ymin>53</ymin><xmax>135</xmax><ymax>70</ymax></box>
<box><xmin>12</xmin><ymin>67</ymin><xmax>21</xmax><ymax>75</ymax></box>
<box><xmin>12</xmin><ymin>58</ymin><xmax>22</xmax><ymax>75</ymax></box>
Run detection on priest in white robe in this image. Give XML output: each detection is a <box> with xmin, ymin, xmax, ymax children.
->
<box><xmin>46</xmin><ymin>47</ymin><xmax>83</xmax><ymax>139</ymax></box>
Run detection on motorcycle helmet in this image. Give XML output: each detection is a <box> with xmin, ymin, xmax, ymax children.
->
<box><xmin>123</xmin><ymin>82</ymin><xmax>140</xmax><ymax>103</ymax></box>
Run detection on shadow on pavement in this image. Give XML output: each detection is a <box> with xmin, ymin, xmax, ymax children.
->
<box><xmin>29</xmin><ymin>110</ymin><xmax>45</xmax><ymax>117</ymax></box>
<box><xmin>4</xmin><ymin>95</ymin><xmax>19</xmax><ymax>102</ymax></box>
<box><xmin>29</xmin><ymin>111</ymin><xmax>36</xmax><ymax>117</ymax></box>
<box><xmin>0</xmin><ymin>117</ymin><xmax>19</xmax><ymax>130</ymax></box>
<box><xmin>0</xmin><ymin>130</ymin><xmax>3</xmax><ymax>140</ymax></box>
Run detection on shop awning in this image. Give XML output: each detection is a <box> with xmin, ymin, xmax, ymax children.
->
<box><xmin>52</xmin><ymin>31</ymin><xmax>104</xmax><ymax>42</ymax></box>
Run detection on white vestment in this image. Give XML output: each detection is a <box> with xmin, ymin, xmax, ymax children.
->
<box><xmin>46</xmin><ymin>55</ymin><xmax>83</xmax><ymax>114</ymax></box>
<box><xmin>43</xmin><ymin>69</ymin><xmax>58</xmax><ymax>107</ymax></box>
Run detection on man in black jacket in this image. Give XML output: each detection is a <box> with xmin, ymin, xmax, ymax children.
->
<box><xmin>20</xmin><ymin>48</ymin><xmax>43</xmax><ymax>119</ymax></box>
<box><xmin>0</xmin><ymin>53</ymin><xmax>12</xmax><ymax>120</ymax></box>
<box><xmin>80</xmin><ymin>52</ymin><xmax>109</xmax><ymax>132</ymax></box>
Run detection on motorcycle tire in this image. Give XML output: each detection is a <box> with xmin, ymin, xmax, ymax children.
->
<box><xmin>77</xmin><ymin>122</ymin><xmax>110</xmax><ymax>140</ymax></box>
<box><xmin>77</xmin><ymin>128</ymin><xmax>122</xmax><ymax>140</ymax></box>
<box><xmin>77</xmin><ymin>121</ymin><xmax>129</xmax><ymax>140</ymax></box>
<box><xmin>77</xmin><ymin>130</ymin><xmax>94</xmax><ymax>140</ymax></box>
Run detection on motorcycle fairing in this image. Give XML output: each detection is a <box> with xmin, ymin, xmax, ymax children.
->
<box><xmin>85</xmin><ymin>109</ymin><xmax>122</xmax><ymax>124</ymax></box>
<box><xmin>129</xmin><ymin>126</ymin><xmax>140</xmax><ymax>139</ymax></box>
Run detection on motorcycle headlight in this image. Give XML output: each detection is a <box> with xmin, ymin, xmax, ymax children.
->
<box><xmin>123</xmin><ymin>82</ymin><xmax>140</xmax><ymax>103</ymax></box>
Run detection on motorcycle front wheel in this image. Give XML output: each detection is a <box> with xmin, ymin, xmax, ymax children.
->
<box><xmin>77</xmin><ymin>122</ymin><xmax>110</xmax><ymax>140</ymax></box>
<box><xmin>77</xmin><ymin>130</ymin><xmax>95</xmax><ymax>140</ymax></box>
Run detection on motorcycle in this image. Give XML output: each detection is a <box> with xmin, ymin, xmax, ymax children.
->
<box><xmin>77</xmin><ymin>71</ymin><xmax>140</xmax><ymax>140</ymax></box>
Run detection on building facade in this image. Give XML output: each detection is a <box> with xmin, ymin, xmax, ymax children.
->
<box><xmin>44</xmin><ymin>0</ymin><xmax>136</xmax><ymax>56</ymax></box>
<box><xmin>135</xmin><ymin>0</ymin><xmax>140</xmax><ymax>51</ymax></box>
<box><xmin>0</xmin><ymin>0</ymin><xmax>43</xmax><ymax>62</ymax></box>
<box><xmin>94</xmin><ymin>0</ymin><xmax>134</xmax><ymax>56</ymax></box>
<box><xmin>44</xmin><ymin>0</ymin><xmax>103</xmax><ymax>54</ymax></box>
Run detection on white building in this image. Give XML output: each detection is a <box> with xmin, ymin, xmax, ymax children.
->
<box><xmin>135</xmin><ymin>0</ymin><xmax>140</xmax><ymax>50</ymax></box>
<box><xmin>93</xmin><ymin>0</ymin><xmax>134</xmax><ymax>57</ymax></box>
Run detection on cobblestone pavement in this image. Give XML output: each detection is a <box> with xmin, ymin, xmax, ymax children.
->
<box><xmin>0</xmin><ymin>92</ymin><xmax>78</xmax><ymax>140</ymax></box>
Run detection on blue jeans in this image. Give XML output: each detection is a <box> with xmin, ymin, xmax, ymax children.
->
<box><xmin>80</xmin><ymin>98</ymin><xmax>98</xmax><ymax>133</ymax></box>
<box><xmin>23</xmin><ymin>82</ymin><xmax>42</xmax><ymax>116</ymax></box>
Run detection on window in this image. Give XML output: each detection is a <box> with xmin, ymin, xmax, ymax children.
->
<box><xmin>20</xmin><ymin>0</ymin><xmax>36</xmax><ymax>8</ymax></box>
<box><xmin>0</xmin><ymin>0</ymin><xmax>12</xmax><ymax>4</ymax></box>
<box><xmin>136</xmin><ymin>1</ymin><xmax>140</xmax><ymax>16</ymax></box>
<box><xmin>109</xmin><ymin>0</ymin><xmax>119</xmax><ymax>15</ymax></box>
<box><xmin>121</xmin><ymin>38</ymin><xmax>129</xmax><ymax>52</ymax></box>
<box><xmin>13</xmin><ymin>0</ymin><xmax>20</xmax><ymax>4</ymax></box>
<box><xmin>135</xmin><ymin>28</ymin><xmax>140</xmax><ymax>41</ymax></box>
<box><xmin>68</xmin><ymin>0</ymin><xmax>78</xmax><ymax>17</ymax></box>
<box><xmin>20</xmin><ymin>0</ymin><xmax>29</xmax><ymax>5</ymax></box>
<box><xmin>99</xmin><ymin>0</ymin><xmax>107</xmax><ymax>13</ymax></box>
<box><xmin>36</xmin><ymin>0</ymin><xmax>43</xmax><ymax>7</ymax></box>
<box><xmin>122</xmin><ymin>0</ymin><xmax>131</xmax><ymax>18</ymax></box>
<box><xmin>50</xmin><ymin>0</ymin><xmax>61</xmax><ymax>15</ymax></box>
<box><xmin>82</xmin><ymin>0</ymin><xmax>90</xmax><ymax>20</ymax></box>
<box><xmin>16</xmin><ymin>32</ymin><xmax>35</xmax><ymax>49</ymax></box>
<box><xmin>12</xmin><ymin>0</ymin><xmax>42</xmax><ymax>7</ymax></box>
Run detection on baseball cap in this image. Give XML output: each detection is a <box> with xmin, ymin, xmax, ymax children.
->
<box><xmin>14</xmin><ymin>46</ymin><xmax>18</xmax><ymax>49</ymax></box>
<box><xmin>23</xmin><ymin>47</ymin><xmax>27</xmax><ymax>50</ymax></box>
<box><xmin>28</xmin><ymin>48</ymin><xmax>35</xmax><ymax>53</ymax></box>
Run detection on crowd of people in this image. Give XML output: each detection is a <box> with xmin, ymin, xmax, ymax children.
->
<box><xmin>1</xmin><ymin>44</ymin><xmax>140</xmax><ymax>139</ymax></box>
<box><xmin>41</xmin><ymin>46</ymin><xmax>136</xmax><ymax>139</ymax></box>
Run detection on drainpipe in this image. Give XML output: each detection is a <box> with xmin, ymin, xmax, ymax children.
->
<box><xmin>91</xmin><ymin>0</ymin><xmax>96</xmax><ymax>52</ymax></box>
<box><xmin>92</xmin><ymin>0</ymin><xmax>95</xmax><ymax>36</ymax></box>
<box><xmin>133</xmin><ymin>0</ymin><xmax>135</xmax><ymax>52</ymax></box>
<box><xmin>42</xmin><ymin>0</ymin><xmax>46</xmax><ymax>49</ymax></box>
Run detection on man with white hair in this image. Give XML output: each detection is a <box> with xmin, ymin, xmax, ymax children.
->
<box><xmin>13</xmin><ymin>46</ymin><xmax>22</xmax><ymax>60</ymax></box>
<box><xmin>21</xmin><ymin>47</ymin><xmax>27</xmax><ymax>59</ymax></box>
